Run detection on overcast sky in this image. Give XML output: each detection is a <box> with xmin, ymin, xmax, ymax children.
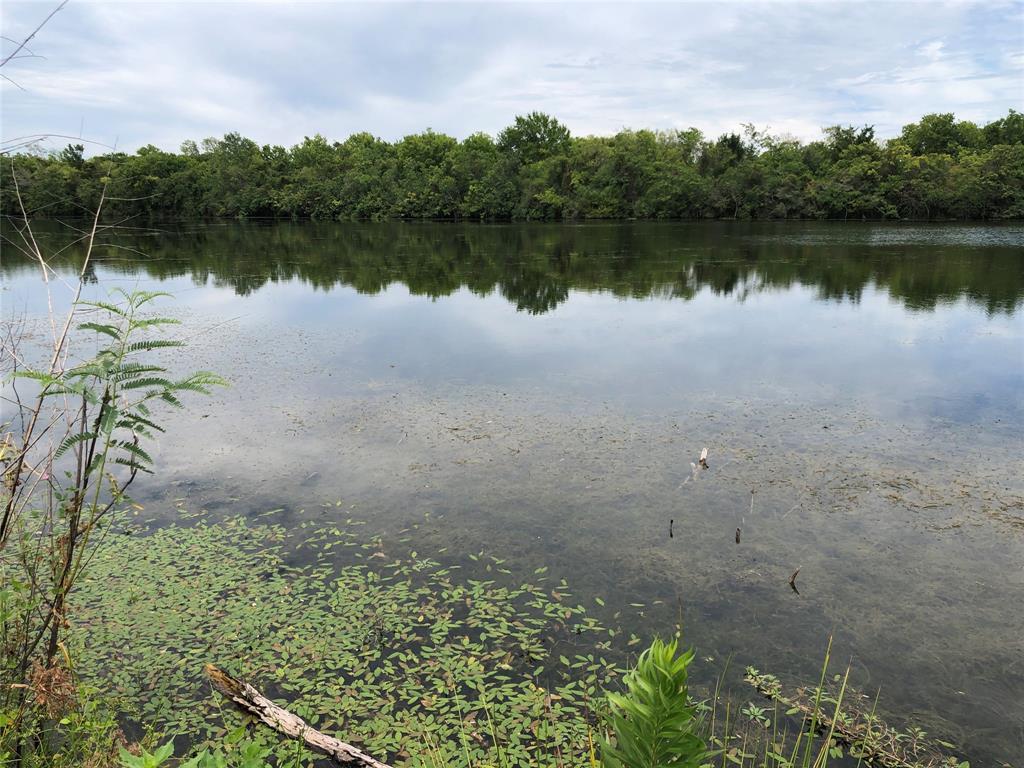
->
<box><xmin>2</xmin><ymin>1</ymin><xmax>1022</xmax><ymax>154</ymax></box>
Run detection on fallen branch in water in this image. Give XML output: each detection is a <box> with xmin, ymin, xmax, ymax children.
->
<box><xmin>204</xmin><ymin>663</ymin><xmax>393</xmax><ymax>768</ymax></box>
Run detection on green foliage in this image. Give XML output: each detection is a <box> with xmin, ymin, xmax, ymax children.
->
<box><xmin>498</xmin><ymin>112</ymin><xmax>572</xmax><ymax>167</ymax></box>
<box><xmin>70</xmin><ymin>515</ymin><xmax>624</xmax><ymax>767</ymax></box>
<box><xmin>16</xmin><ymin>288</ymin><xmax>225</xmax><ymax>475</ymax></box>
<box><xmin>118</xmin><ymin>741</ymin><xmax>175</xmax><ymax>768</ymax></box>
<box><xmin>4</xmin><ymin>110</ymin><xmax>1020</xmax><ymax>222</ymax></box>
<box><xmin>0</xmin><ymin>680</ymin><xmax>142</xmax><ymax>768</ymax></box>
<box><xmin>119</xmin><ymin>738</ymin><xmax>286</xmax><ymax>768</ymax></box>
<box><xmin>601</xmin><ymin>637</ymin><xmax>709</xmax><ymax>768</ymax></box>
<box><xmin>1</xmin><ymin>288</ymin><xmax>225</xmax><ymax>765</ymax></box>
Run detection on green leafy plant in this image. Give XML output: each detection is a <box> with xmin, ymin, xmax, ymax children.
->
<box><xmin>121</xmin><ymin>738</ymin><xmax>278</xmax><ymax>768</ymax></box>
<box><xmin>118</xmin><ymin>740</ymin><xmax>175</xmax><ymax>768</ymax></box>
<box><xmin>2</xmin><ymin>279</ymin><xmax>224</xmax><ymax>762</ymax></box>
<box><xmin>69</xmin><ymin>515</ymin><xmax>622</xmax><ymax>767</ymax></box>
<box><xmin>601</xmin><ymin>637</ymin><xmax>710</xmax><ymax>768</ymax></box>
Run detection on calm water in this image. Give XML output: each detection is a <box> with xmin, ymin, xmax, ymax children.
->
<box><xmin>3</xmin><ymin>221</ymin><xmax>1023</xmax><ymax>762</ymax></box>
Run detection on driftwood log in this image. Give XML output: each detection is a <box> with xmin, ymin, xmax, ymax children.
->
<box><xmin>204</xmin><ymin>663</ymin><xmax>393</xmax><ymax>768</ymax></box>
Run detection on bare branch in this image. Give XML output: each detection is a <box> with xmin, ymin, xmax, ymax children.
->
<box><xmin>206</xmin><ymin>665</ymin><xmax>394</xmax><ymax>768</ymax></box>
<box><xmin>1</xmin><ymin>73</ymin><xmax>27</xmax><ymax>91</ymax></box>
<box><xmin>1</xmin><ymin>134</ymin><xmax>116</xmax><ymax>156</ymax></box>
<box><xmin>0</xmin><ymin>1</ymin><xmax>69</xmax><ymax>69</ymax></box>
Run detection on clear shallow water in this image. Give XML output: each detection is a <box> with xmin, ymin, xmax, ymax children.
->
<box><xmin>3</xmin><ymin>221</ymin><xmax>1023</xmax><ymax>763</ymax></box>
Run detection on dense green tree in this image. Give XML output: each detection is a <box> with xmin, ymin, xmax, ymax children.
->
<box><xmin>757</xmin><ymin>139</ymin><xmax>815</xmax><ymax>218</ymax></box>
<box><xmin>199</xmin><ymin>132</ymin><xmax>281</xmax><ymax>216</ymax></box>
<box><xmin>982</xmin><ymin>108</ymin><xmax>1024</xmax><ymax>147</ymax></box>
<box><xmin>642</xmin><ymin>130</ymin><xmax>706</xmax><ymax>218</ymax></box>
<box><xmin>497</xmin><ymin>111</ymin><xmax>572</xmax><ymax>166</ymax></box>
<box><xmin>899</xmin><ymin>113</ymin><xmax>982</xmax><ymax>156</ymax></box>
<box><xmin>823</xmin><ymin>125</ymin><xmax>876</xmax><ymax>160</ymax></box>
<box><xmin>333</xmin><ymin>132</ymin><xmax>398</xmax><ymax>220</ymax></box>
<box><xmin>1</xmin><ymin>109</ymin><xmax>1021</xmax><ymax>222</ymax></box>
<box><xmin>569</xmin><ymin>136</ymin><xmax>621</xmax><ymax>218</ymax></box>
<box><xmin>460</xmin><ymin>150</ymin><xmax>518</xmax><ymax>219</ymax></box>
<box><xmin>276</xmin><ymin>134</ymin><xmax>343</xmax><ymax>218</ymax></box>
<box><xmin>57</xmin><ymin>143</ymin><xmax>85</xmax><ymax>169</ymax></box>
<box><xmin>106</xmin><ymin>145</ymin><xmax>191</xmax><ymax>216</ymax></box>
<box><xmin>393</xmin><ymin>130</ymin><xmax>459</xmax><ymax>218</ymax></box>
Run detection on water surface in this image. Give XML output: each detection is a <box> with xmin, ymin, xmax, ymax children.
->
<box><xmin>3</xmin><ymin>221</ymin><xmax>1023</xmax><ymax>763</ymax></box>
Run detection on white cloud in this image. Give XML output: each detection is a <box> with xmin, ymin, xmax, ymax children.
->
<box><xmin>917</xmin><ymin>40</ymin><xmax>947</xmax><ymax>61</ymax></box>
<box><xmin>1</xmin><ymin>0</ymin><xmax>1020</xmax><ymax>153</ymax></box>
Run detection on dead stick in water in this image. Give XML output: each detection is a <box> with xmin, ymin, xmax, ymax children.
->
<box><xmin>789</xmin><ymin>567</ymin><xmax>801</xmax><ymax>593</ymax></box>
<box><xmin>205</xmin><ymin>664</ymin><xmax>393</xmax><ymax>768</ymax></box>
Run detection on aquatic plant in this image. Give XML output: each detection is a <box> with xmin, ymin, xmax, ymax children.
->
<box><xmin>26</xmin><ymin>510</ymin><xmax>966</xmax><ymax>768</ymax></box>
<box><xmin>601</xmin><ymin>637</ymin><xmax>709</xmax><ymax>768</ymax></box>
<box><xmin>742</xmin><ymin>666</ymin><xmax>969</xmax><ymax>768</ymax></box>
<box><xmin>71</xmin><ymin>515</ymin><xmax>621</xmax><ymax>766</ymax></box>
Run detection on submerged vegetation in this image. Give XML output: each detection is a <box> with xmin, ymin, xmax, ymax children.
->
<box><xmin>3</xmin><ymin>109</ymin><xmax>1023</xmax><ymax>222</ymax></box>
<box><xmin>0</xmin><ymin>279</ymin><xmax>980</xmax><ymax>766</ymax></box>
<box><xmin>71</xmin><ymin>515</ymin><xmax>615</xmax><ymax>765</ymax></box>
<box><xmin>6</xmin><ymin>512</ymin><xmax>973</xmax><ymax>768</ymax></box>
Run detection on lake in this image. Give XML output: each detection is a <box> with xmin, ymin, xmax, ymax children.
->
<box><xmin>3</xmin><ymin>220</ymin><xmax>1023</xmax><ymax>763</ymax></box>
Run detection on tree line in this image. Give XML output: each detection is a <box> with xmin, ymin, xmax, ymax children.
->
<box><xmin>3</xmin><ymin>110</ymin><xmax>1022</xmax><ymax>221</ymax></box>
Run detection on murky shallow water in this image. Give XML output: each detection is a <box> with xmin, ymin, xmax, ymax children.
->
<box><xmin>3</xmin><ymin>221</ymin><xmax>1023</xmax><ymax>763</ymax></box>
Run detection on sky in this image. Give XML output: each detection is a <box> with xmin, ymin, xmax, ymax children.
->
<box><xmin>1</xmin><ymin>0</ymin><xmax>1022</xmax><ymax>154</ymax></box>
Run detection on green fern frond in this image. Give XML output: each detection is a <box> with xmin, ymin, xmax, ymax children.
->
<box><xmin>127</xmin><ymin>290</ymin><xmax>174</xmax><ymax>307</ymax></box>
<box><xmin>125</xmin><ymin>339</ymin><xmax>185</xmax><ymax>353</ymax></box>
<box><xmin>115</xmin><ymin>441</ymin><xmax>153</xmax><ymax>466</ymax></box>
<box><xmin>13</xmin><ymin>371</ymin><xmax>94</xmax><ymax>399</ymax></box>
<box><xmin>78</xmin><ymin>321</ymin><xmax>122</xmax><ymax>341</ymax></box>
<box><xmin>25</xmin><ymin>290</ymin><xmax>221</xmax><ymax>486</ymax></box>
<box><xmin>67</xmin><ymin>362</ymin><xmax>112</xmax><ymax>380</ymax></box>
<box><xmin>111</xmin><ymin>457</ymin><xmax>153</xmax><ymax>474</ymax></box>
<box><xmin>160</xmin><ymin>391</ymin><xmax>183</xmax><ymax>408</ymax></box>
<box><xmin>11</xmin><ymin>370</ymin><xmax>62</xmax><ymax>387</ymax></box>
<box><xmin>130</xmin><ymin>317</ymin><xmax>181</xmax><ymax>330</ymax></box>
<box><xmin>122</xmin><ymin>377</ymin><xmax>177</xmax><ymax>391</ymax></box>
<box><xmin>112</xmin><ymin>363</ymin><xmax>167</xmax><ymax>383</ymax></box>
<box><xmin>174</xmin><ymin>372</ymin><xmax>228</xmax><ymax>394</ymax></box>
<box><xmin>117</xmin><ymin>413</ymin><xmax>165</xmax><ymax>434</ymax></box>
<box><xmin>77</xmin><ymin>300</ymin><xmax>128</xmax><ymax>317</ymax></box>
<box><xmin>55</xmin><ymin>431</ymin><xmax>98</xmax><ymax>459</ymax></box>
<box><xmin>85</xmin><ymin>452</ymin><xmax>104</xmax><ymax>475</ymax></box>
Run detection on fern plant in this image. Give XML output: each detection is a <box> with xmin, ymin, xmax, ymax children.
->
<box><xmin>602</xmin><ymin>637</ymin><xmax>710</xmax><ymax>768</ymax></box>
<box><xmin>19</xmin><ymin>287</ymin><xmax>227</xmax><ymax>654</ymax></box>
<box><xmin>38</xmin><ymin>288</ymin><xmax>225</xmax><ymax>476</ymax></box>
<box><xmin>2</xmin><ymin>288</ymin><xmax>225</xmax><ymax>759</ymax></box>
